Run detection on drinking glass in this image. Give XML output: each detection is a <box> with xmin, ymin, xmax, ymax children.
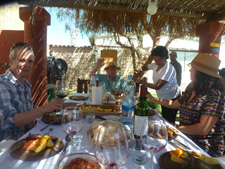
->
<box><xmin>85</xmin><ymin>111</ymin><xmax>95</xmax><ymax>123</ymax></box>
<box><xmin>55</xmin><ymin>79</ymin><xmax>69</xmax><ymax>99</ymax></box>
<box><xmin>61</xmin><ymin>106</ymin><xmax>84</xmax><ymax>147</ymax></box>
<box><xmin>141</xmin><ymin>116</ymin><xmax>168</xmax><ymax>169</ymax></box>
<box><xmin>95</xmin><ymin>124</ymin><xmax>129</xmax><ymax>169</ymax></box>
<box><xmin>112</xmin><ymin>81</ymin><xmax>121</xmax><ymax>94</ymax></box>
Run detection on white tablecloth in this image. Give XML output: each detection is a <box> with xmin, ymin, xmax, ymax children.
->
<box><xmin>0</xmin><ymin>113</ymin><xmax>224</xmax><ymax>169</ymax></box>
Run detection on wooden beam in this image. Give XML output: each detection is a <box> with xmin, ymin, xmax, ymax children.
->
<box><xmin>17</xmin><ymin>0</ymin><xmax>209</xmax><ymax>19</ymax></box>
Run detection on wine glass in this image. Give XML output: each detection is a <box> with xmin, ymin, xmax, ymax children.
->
<box><xmin>61</xmin><ymin>106</ymin><xmax>84</xmax><ymax>148</ymax></box>
<box><xmin>141</xmin><ymin>116</ymin><xmax>168</xmax><ymax>169</ymax></box>
<box><xmin>55</xmin><ymin>79</ymin><xmax>69</xmax><ymax>99</ymax></box>
<box><xmin>95</xmin><ymin>124</ymin><xmax>129</xmax><ymax>169</ymax></box>
<box><xmin>112</xmin><ymin>81</ymin><xmax>121</xmax><ymax>95</ymax></box>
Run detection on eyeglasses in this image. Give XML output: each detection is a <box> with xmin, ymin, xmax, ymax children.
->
<box><xmin>11</xmin><ymin>42</ymin><xmax>33</xmax><ymax>51</ymax></box>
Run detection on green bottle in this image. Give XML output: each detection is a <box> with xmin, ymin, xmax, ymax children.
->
<box><xmin>133</xmin><ymin>84</ymin><xmax>150</xmax><ymax>138</ymax></box>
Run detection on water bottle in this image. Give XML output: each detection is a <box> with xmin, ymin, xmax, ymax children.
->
<box><xmin>127</xmin><ymin>75</ymin><xmax>136</xmax><ymax>96</ymax></box>
<box><xmin>89</xmin><ymin>73</ymin><xmax>99</xmax><ymax>102</ymax></box>
<box><xmin>121</xmin><ymin>92</ymin><xmax>135</xmax><ymax>129</ymax></box>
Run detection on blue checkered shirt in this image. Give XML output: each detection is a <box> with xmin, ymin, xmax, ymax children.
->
<box><xmin>0</xmin><ymin>69</ymin><xmax>35</xmax><ymax>141</ymax></box>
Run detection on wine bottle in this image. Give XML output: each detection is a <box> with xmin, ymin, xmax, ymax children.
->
<box><xmin>133</xmin><ymin>83</ymin><xmax>150</xmax><ymax>164</ymax></box>
<box><xmin>133</xmin><ymin>84</ymin><xmax>150</xmax><ymax>139</ymax></box>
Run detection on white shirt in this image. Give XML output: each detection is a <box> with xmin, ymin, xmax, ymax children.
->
<box><xmin>148</xmin><ymin>61</ymin><xmax>180</xmax><ymax>99</ymax></box>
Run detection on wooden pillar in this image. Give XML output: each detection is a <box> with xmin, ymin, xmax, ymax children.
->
<box><xmin>196</xmin><ymin>22</ymin><xmax>225</xmax><ymax>57</ymax></box>
<box><xmin>19</xmin><ymin>7</ymin><xmax>50</xmax><ymax>106</ymax></box>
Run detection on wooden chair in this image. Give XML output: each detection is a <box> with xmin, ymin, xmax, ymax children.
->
<box><xmin>77</xmin><ymin>78</ymin><xmax>90</xmax><ymax>93</ymax></box>
<box><xmin>0</xmin><ymin>63</ymin><xmax>10</xmax><ymax>75</ymax></box>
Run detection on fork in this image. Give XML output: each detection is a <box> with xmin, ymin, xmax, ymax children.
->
<box><xmin>44</xmin><ymin>128</ymin><xmax>53</xmax><ymax>136</ymax></box>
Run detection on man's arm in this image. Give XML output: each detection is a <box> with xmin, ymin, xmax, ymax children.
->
<box><xmin>89</xmin><ymin>58</ymin><xmax>104</xmax><ymax>78</ymax></box>
<box><xmin>13</xmin><ymin>98</ymin><xmax>64</xmax><ymax>127</ymax></box>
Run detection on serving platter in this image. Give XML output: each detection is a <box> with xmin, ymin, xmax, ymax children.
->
<box><xmin>9</xmin><ymin>134</ymin><xmax>64</xmax><ymax>160</ymax></box>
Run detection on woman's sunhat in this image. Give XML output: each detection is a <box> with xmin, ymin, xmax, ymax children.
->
<box><xmin>104</xmin><ymin>62</ymin><xmax>121</xmax><ymax>70</ymax></box>
<box><xmin>188</xmin><ymin>53</ymin><xmax>221</xmax><ymax>78</ymax></box>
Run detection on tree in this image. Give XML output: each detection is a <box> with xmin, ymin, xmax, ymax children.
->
<box><xmin>55</xmin><ymin>8</ymin><xmax>205</xmax><ymax>81</ymax></box>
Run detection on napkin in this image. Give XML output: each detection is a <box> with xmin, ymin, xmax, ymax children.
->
<box><xmin>92</xmin><ymin>86</ymin><xmax>102</xmax><ymax>104</ymax></box>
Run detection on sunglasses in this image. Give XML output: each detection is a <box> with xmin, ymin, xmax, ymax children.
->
<box><xmin>11</xmin><ymin>42</ymin><xmax>33</xmax><ymax>51</ymax></box>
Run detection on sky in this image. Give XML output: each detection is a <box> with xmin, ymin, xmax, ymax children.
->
<box><xmin>45</xmin><ymin>7</ymin><xmax>90</xmax><ymax>46</ymax></box>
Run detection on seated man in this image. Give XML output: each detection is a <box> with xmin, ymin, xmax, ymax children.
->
<box><xmin>0</xmin><ymin>42</ymin><xmax>64</xmax><ymax>141</ymax></box>
<box><xmin>89</xmin><ymin>58</ymin><xmax>126</xmax><ymax>94</ymax></box>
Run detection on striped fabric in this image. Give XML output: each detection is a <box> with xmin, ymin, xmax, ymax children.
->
<box><xmin>178</xmin><ymin>87</ymin><xmax>225</xmax><ymax>157</ymax></box>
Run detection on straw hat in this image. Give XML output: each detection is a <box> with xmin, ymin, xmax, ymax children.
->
<box><xmin>188</xmin><ymin>53</ymin><xmax>221</xmax><ymax>78</ymax></box>
<box><xmin>104</xmin><ymin>61</ymin><xmax>120</xmax><ymax>70</ymax></box>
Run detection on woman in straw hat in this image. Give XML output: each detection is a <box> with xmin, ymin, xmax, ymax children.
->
<box><xmin>146</xmin><ymin>53</ymin><xmax>225</xmax><ymax>157</ymax></box>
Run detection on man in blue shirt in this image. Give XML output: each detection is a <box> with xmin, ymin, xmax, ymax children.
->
<box><xmin>89</xmin><ymin>58</ymin><xmax>126</xmax><ymax>94</ymax></box>
<box><xmin>0</xmin><ymin>42</ymin><xmax>64</xmax><ymax>141</ymax></box>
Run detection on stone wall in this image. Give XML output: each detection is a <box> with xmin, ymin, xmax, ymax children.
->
<box><xmin>49</xmin><ymin>45</ymin><xmax>137</xmax><ymax>89</ymax></box>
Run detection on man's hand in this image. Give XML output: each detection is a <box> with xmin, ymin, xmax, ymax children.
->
<box><xmin>43</xmin><ymin>98</ymin><xmax>64</xmax><ymax>113</ymax></box>
<box><xmin>96</xmin><ymin>58</ymin><xmax>104</xmax><ymax>69</ymax></box>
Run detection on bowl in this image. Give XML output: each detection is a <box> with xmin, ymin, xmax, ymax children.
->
<box><xmin>57</xmin><ymin>153</ymin><xmax>101</xmax><ymax>169</ymax></box>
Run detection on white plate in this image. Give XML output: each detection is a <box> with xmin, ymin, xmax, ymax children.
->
<box><xmin>102</xmin><ymin>115</ymin><xmax>120</xmax><ymax>121</ymax></box>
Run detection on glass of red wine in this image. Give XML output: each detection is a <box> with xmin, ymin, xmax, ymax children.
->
<box><xmin>95</xmin><ymin>124</ymin><xmax>129</xmax><ymax>169</ymax></box>
<box><xmin>140</xmin><ymin>116</ymin><xmax>168</xmax><ymax>169</ymax></box>
<box><xmin>61</xmin><ymin>106</ymin><xmax>84</xmax><ymax>149</ymax></box>
<box><xmin>55</xmin><ymin>79</ymin><xmax>69</xmax><ymax>99</ymax></box>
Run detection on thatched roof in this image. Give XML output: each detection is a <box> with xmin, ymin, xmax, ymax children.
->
<box><xmin>18</xmin><ymin>0</ymin><xmax>225</xmax><ymax>22</ymax></box>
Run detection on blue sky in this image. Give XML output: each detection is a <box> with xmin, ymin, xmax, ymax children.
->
<box><xmin>45</xmin><ymin>7</ymin><xmax>90</xmax><ymax>46</ymax></box>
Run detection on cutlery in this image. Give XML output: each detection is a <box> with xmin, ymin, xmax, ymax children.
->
<box><xmin>96</xmin><ymin>115</ymin><xmax>107</xmax><ymax>120</ymax></box>
<box><xmin>169</xmin><ymin>138</ymin><xmax>191</xmax><ymax>150</ymax></box>
<box><xmin>44</xmin><ymin>128</ymin><xmax>53</xmax><ymax>135</ymax></box>
<box><xmin>40</xmin><ymin>118</ymin><xmax>59</xmax><ymax>131</ymax></box>
<box><xmin>62</xmin><ymin>134</ymin><xmax>71</xmax><ymax>155</ymax></box>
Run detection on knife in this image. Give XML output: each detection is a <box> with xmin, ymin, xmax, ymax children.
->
<box><xmin>169</xmin><ymin>138</ymin><xmax>191</xmax><ymax>150</ymax></box>
<box><xmin>40</xmin><ymin>118</ymin><xmax>59</xmax><ymax>131</ymax></box>
<box><xmin>96</xmin><ymin>115</ymin><xmax>107</xmax><ymax>120</ymax></box>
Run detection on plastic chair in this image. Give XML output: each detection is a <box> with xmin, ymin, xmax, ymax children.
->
<box><xmin>77</xmin><ymin>78</ymin><xmax>89</xmax><ymax>93</ymax></box>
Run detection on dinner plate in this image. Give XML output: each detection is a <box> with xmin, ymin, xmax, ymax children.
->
<box><xmin>9</xmin><ymin>135</ymin><xmax>64</xmax><ymax>160</ymax></box>
<box><xmin>69</xmin><ymin>95</ymin><xmax>88</xmax><ymax>100</ymax></box>
<box><xmin>159</xmin><ymin>152</ymin><xmax>223</xmax><ymax>169</ymax></box>
<box><xmin>102</xmin><ymin>115</ymin><xmax>120</xmax><ymax>121</ymax></box>
<box><xmin>41</xmin><ymin>113</ymin><xmax>62</xmax><ymax>125</ymax></box>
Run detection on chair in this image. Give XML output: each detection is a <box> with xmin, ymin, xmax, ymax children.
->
<box><xmin>77</xmin><ymin>78</ymin><xmax>90</xmax><ymax>93</ymax></box>
<box><xmin>0</xmin><ymin>63</ymin><xmax>10</xmax><ymax>75</ymax></box>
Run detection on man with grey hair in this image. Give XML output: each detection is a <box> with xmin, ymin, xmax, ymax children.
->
<box><xmin>169</xmin><ymin>51</ymin><xmax>182</xmax><ymax>86</ymax></box>
<box><xmin>0</xmin><ymin>42</ymin><xmax>64</xmax><ymax>142</ymax></box>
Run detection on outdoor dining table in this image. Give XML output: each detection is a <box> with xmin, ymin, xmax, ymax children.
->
<box><xmin>0</xmin><ymin>93</ymin><xmax>224</xmax><ymax>169</ymax></box>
